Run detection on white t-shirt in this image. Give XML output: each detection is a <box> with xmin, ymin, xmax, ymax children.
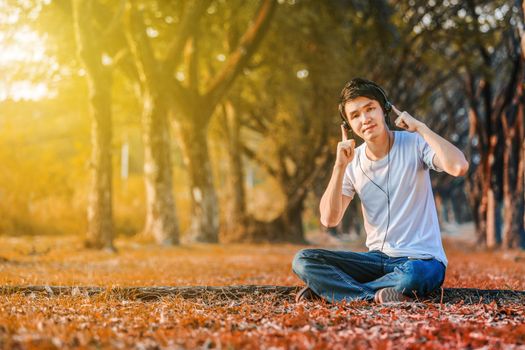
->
<box><xmin>342</xmin><ymin>131</ymin><xmax>448</xmax><ymax>267</ymax></box>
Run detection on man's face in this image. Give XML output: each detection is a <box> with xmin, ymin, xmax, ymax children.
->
<box><xmin>344</xmin><ymin>96</ymin><xmax>387</xmax><ymax>141</ymax></box>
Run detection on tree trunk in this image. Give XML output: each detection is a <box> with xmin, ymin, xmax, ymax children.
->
<box><xmin>521</xmin><ymin>103</ymin><xmax>525</xmax><ymax>248</ymax></box>
<box><xmin>73</xmin><ymin>0</ymin><xmax>114</xmax><ymax>250</ymax></box>
<box><xmin>220</xmin><ymin>101</ymin><xmax>247</xmax><ymax>243</ymax></box>
<box><xmin>465</xmin><ymin>98</ymin><xmax>499</xmax><ymax>249</ymax></box>
<box><xmin>85</xmin><ymin>73</ymin><xmax>114</xmax><ymax>250</ymax></box>
<box><xmin>435</xmin><ymin>192</ymin><xmax>444</xmax><ymax>225</ymax></box>
<box><xmin>466</xmin><ymin>160</ymin><xmax>485</xmax><ymax>246</ymax></box>
<box><xmin>451</xmin><ymin>186</ymin><xmax>472</xmax><ymax>223</ymax></box>
<box><xmin>502</xmin><ymin>125</ymin><xmax>520</xmax><ymax>249</ymax></box>
<box><xmin>521</xmin><ymin>0</ymin><xmax>525</xmax><ymax>247</ymax></box>
<box><xmin>501</xmin><ymin>60</ymin><xmax>525</xmax><ymax>249</ymax></box>
<box><xmin>121</xmin><ymin>0</ymin><xmax>276</xmax><ymax>243</ymax></box>
<box><xmin>124</xmin><ymin>4</ymin><xmax>180</xmax><ymax>245</ymax></box>
<box><xmin>242</xmin><ymin>197</ymin><xmax>307</xmax><ymax>243</ymax></box>
<box><xmin>141</xmin><ymin>94</ymin><xmax>179</xmax><ymax>245</ymax></box>
<box><xmin>274</xmin><ymin>199</ymin><xmax>305</xmax><ymax>243</ymax></box>
<box><xmin>486</xmin><ymin>188</ymin><xmax>497</xmax><ymax>248</ymax></box>
<box><xmin>177</xmin><ymin>119</ymin><xmax>219</xmax><ymax>243</ymax></box>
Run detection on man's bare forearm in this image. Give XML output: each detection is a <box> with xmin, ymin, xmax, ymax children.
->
<box><xmin>416</xmin><ymin>124</ymin><xmax>469</xmax><ymax>177</ymax></box>
<box><xmin>392</xmin><ymin>105</ymin><xmax>469</xmax><ymax>177</ymax></box>
<box><xmin>320</xmin><ymin>125</ymin><xmax>355</xmax><ymax>227</ymax></box>
<box><xmin>319</xmin><ymin>164</ymin><xmax>348</xmax><ymax>227</ymax></box>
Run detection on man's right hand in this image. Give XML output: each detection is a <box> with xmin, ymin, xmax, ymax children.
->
<box><xmin>336</xmin><ymin>124</ymin><xmax>356</xmax><ymax>167</ymax></box>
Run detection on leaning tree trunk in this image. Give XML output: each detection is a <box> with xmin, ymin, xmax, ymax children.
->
<box><xmin>177</xmin><ymin>119</ymin><xmax>219</xmax><ymax>243</ymax></box>
<box><xmin>141</xmin><ymin>94</ymin><xmax>179</xmax><ymax>245</ymax></box>
<box><xmin>73</xmin><ymin>0</ymin><xmax>114</xmax><ymax>250</ymax></box>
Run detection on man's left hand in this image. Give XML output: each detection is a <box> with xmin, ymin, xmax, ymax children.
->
<box><xmin>392</xmin><ymin>105</ymin><xmax>424</xmax><ymax>133</ymax></box>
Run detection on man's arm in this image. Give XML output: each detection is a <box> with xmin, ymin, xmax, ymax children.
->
<box><xmin>319</xmin><ymin>125</ymin><xmax>355</xmax><ymax>227</ymax></box>
<box><xmin>392</xmin><ymin>105</ymin><xmax>469</xmax><ymax>177</ymax></box>
<box><xmin>319</xmin><ymin>165</ymin><xmax>353</xmax><ymax>227</ymax></box>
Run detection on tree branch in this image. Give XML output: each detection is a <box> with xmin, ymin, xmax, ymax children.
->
<box><xmin>186</xmin><ymin>34</ymin><xmax>199</xmax><ymax>92</ymax></box>
<box><xmin>205</xmin><ymin>0</ymin><xmax>278</xmax><ymax>106</ymax></box>
<box><xmin>163</xmin><ymin>0</ymin><xmax>213</xmax><ymax>74</ymax></box>
<box><xmin>241</xmin><ymin>144</ymin><xmax>278</xmax><ymax>178</ymax></box>
<box><xmin>123</xmin><ymin>2</ymin><xmax>159</xmax><ymax>88</ymax></box>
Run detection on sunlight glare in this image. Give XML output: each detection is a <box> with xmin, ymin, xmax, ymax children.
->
<box><xmin>0</xmin><ymin>24</ymin><xmax>56</xmax><ymax>101</ymax></box>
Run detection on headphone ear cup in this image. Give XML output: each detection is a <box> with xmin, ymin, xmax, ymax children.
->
<box><xmin>384</xmin><ymin>101</ymin><xmax>392</xmax><ymax>113</ymax></box>
<box><xmin>347</xmin><ymin>124</ymin><xmax>354</xmax><ymax>138</ymax></box>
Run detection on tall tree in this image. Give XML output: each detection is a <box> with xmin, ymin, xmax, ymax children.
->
<box><xmin>499</xmin><ymin>0</ymin><xmax>525</xmax><ymax>248</ymax></box>
<box><xmin>216</xmin><ymin>98</ymin><xmax>247</xmax><ymax>241</ymax></box>
<box><xmin>219</xmin><ymin>1</ymin><xmax>365</xmax><ymax>242</ymax></box>
<box><xmin>124</xmin><ymin>2</ymin><xmax>180</xmax><ymax>245</ymax></box>
<box><xmin>72</xmin><ymin>0</ymin><xmax>115</xmax><ymax>250</ymax></box>
<box><xmin>458</xmin><ymin>1</ymin><xmax>522</xmax><ymax>248</ymax></box>
<box><xmin>386</xmin><ymin>0</ymin><xmax>524</xmax><ymax>249</ymax></box>
<box><xmin>124</xmin><ymin>0</ymin><xmax>277</xmax><ymax>242</ymax></box>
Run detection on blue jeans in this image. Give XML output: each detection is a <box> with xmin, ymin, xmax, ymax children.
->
<box><xmin>292</xmin><ymin>249</ymin><xmax>446</xmax><ymax>303</ymax></box>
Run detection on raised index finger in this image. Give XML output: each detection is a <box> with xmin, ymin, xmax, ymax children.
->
<box><xmin>391</xmin><ymin>104</ymin><xmax>402</xmax><ymax>116</ymax></box>
<box><xmin>341</xmin><ymin>124</ymin><xmax>348</xmax><ymax>141</ymax></box>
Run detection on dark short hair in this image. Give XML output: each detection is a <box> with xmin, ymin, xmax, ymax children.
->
<box><xmin>338</xmin><ymin>78</ymin><xmax>390</xmax><ymax>121</ymax></box>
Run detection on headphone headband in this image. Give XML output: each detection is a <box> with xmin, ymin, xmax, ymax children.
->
<box><xmin>366</xmin><ymin>83</ymin><xmax>392</xmax><ymax>113</ymax></box>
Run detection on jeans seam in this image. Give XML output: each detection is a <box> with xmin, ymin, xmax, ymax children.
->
<box><xmin>327</xmin><ymin>265</ymin><xmax>368</xmax><ymax>294</ymax></box>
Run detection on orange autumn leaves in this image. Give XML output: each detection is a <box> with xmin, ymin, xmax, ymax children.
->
<box><xmin>0</xmin><ymin>236</ymin><xmax>524</xmax><ymax>349</ymax></box>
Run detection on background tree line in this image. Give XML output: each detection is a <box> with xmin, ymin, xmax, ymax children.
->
<box><xmin>0</xmin><ymin>0</ymin><xmax>523</xmax><ymax>250</ymax></box>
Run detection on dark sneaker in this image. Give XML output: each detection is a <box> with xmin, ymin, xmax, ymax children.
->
<box><xmin>374</xmin><ymin>287</ymin><xmax>413</xmax><ymax>304</ymax></box>
<box><xmin>295</xmin><ymin>286</ymin><xmax>322</xmax><ymax>302</ymax></box>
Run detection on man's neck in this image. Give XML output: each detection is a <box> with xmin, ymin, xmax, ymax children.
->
<box><xmin>365</xmin><ymin>130</ymin><xmax>394</xmax><ymax>161</ymax></box>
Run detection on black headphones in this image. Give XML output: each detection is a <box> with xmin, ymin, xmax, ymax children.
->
<box><xmin>339</xmin><ymin>83</ymin><xmax>393</xmax><ymax>133</ymax></box>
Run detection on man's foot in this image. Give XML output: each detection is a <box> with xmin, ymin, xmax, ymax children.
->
<box><xmin>374</xmin><ymin>287</ymin><xmax>413</xmax><ymax>303</ymax></box>
<box><xmin>295</xmin><ymin>286</ymin><xmax>322</xmax><ymax>303</ymax></box>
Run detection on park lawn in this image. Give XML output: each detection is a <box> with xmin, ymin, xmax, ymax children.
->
<box><xmin>0</xmin><ymin>234</ymin><xmax>524</xmax><ymax>349</ymax></box>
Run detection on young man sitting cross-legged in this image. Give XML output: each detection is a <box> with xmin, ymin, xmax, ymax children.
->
<box><xmin>292</xmin><ymin>78</ymin><xmax>469</xmax><ymax>304</ymax></box>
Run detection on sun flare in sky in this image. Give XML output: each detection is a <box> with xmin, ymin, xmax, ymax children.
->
<box><xmin>0</xmin><ymin>2</ymin><xmax>56</xmax><ymax>102</ymax></box>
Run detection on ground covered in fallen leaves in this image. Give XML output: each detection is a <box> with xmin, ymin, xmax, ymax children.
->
<box><xmin>0</xmin><ymin>234</ymin><xmax>524</xmax><ymax>349</ymax></box>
